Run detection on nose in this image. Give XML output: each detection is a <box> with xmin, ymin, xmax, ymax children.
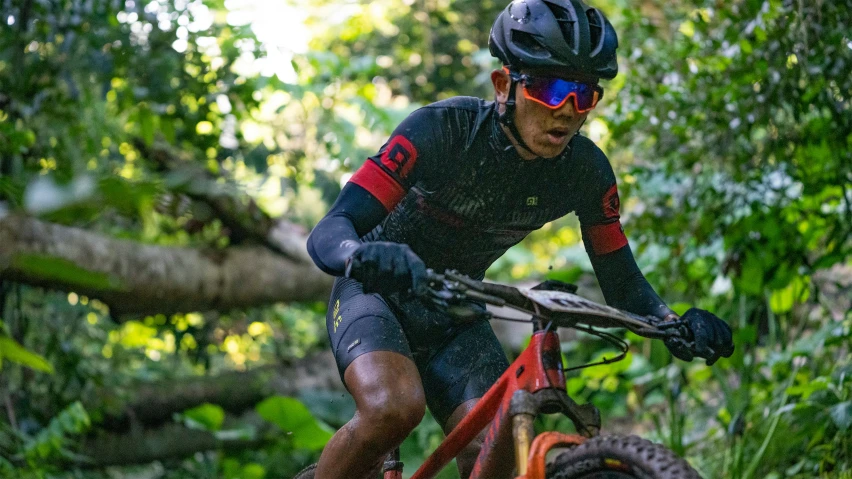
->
<box><xmin>553</xmin><ymin>98</ymin><xmax>577</xmax><ymax>118</ymax></box>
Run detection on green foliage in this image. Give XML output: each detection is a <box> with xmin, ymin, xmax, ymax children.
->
<box><xmin>255</xmin><ymin>396</ymin><xmax>333</xmax><ymax>451</ymax></box>
<box><xmin>0</xmin><ymin>331</ymin><xmax>54</xmax><ymax>373</ymax></box>
<box><xmin>10</xmin><ymin>254</ymin><xmax>124</xmax><ymax>291</ymax></box>
<box><xmin>180</xmin><ymin>403</ymin><xmax>226</xmax><ymax>432</ymax></box>
<box><xmin>610</xmin><ymin>0</ymin><xmax>851</xmax><ymax>298</ymax></box>
<box><xmin>0</xmin><ymin>0</ymin><xmax>849</xmax><ymax>477</ymax></box>
<box><xmin>23</xmin><ymin>402</ymin><xmax>91</xmax><ymax>463</ymax></box>
<box><xmin>0</xmin><ymin>401</ymin><xmax>92</xmax><ymax>475</ymax></box>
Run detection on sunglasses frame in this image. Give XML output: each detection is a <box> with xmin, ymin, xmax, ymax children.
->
<box><xmin>504</xmin><ymin>67</ymin><xmax>603</xmax><ymax>113</ymax></box>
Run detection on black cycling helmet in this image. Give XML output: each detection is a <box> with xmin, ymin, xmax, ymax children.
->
<box><xmin>489</xmin><ymin>0</ymin><xmax>618</xmax><ymax>80</ymax></box>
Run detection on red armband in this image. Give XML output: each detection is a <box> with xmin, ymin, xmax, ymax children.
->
<box><xmin>584</xmin><ymin>222</ymin><xmax>628</xmax><ymax>255</ymax></box>
<box><xmin>350</xmin><ymin>134</ymin><xmax>420</xmax><ymax>212</ymax></box>
<box><xmin>349</xmin><ymin>161</ymin><xmax>407</xmax><ymax>212</ymax></box>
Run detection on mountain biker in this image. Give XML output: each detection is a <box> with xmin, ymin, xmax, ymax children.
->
<box><xmin>305</xmin><ymin>0</ymin><xmax>735</xmax><ymax>477</ymax></box>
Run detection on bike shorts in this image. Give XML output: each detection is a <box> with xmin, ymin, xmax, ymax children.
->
<box><xmin>326</xmin><ymin>277</ymin><xmax>510</xmax><ymax>427</ymax></box>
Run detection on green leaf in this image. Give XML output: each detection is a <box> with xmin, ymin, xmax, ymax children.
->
<box><xmin>668</xmin><ymin>302</ymin><xmax>692</xmax><ymax>316</ymax></box>
<box><xmin>769</xmin><ymin>276</ymin><xmax>810</xmax><ymax>314</ymax></box>
<box><xmin>138</xmin><ymin>106</ymin><xmax>155</xmax><ymax>145</ymax></box>
<box><xmin>785</xmin><ymin>377</ymin><xmax>829</xmax><ymax>400</ymax></box>
<box><xmin>738</xmin><ymin>254</ymin><xmax>764</xmax><ymax>296</ymax></box>
<box><xmin>829</xmin><ymin>401</ymin><xmax>852</xmax><ymax>431</ymax></box>
<box><xmin>11</xmin><ymin>254</ymin><xmax>125</xmax><ymax>291</ymax></box>
<box><xmin>240</xmin><ymin>463</ymin><xmax>266</xmax><ymax>479</ymax></box>
<box><xmin>256</xmin><ymin>396</ymin><xmax>333</xmax><ymax>450</ymax></box>
<box><xmin>214</xmin><ymin>426</ymin><xmax>256</xmax><ymax>441</ymax></box>
<box><xmin>545</xmin><ymin>265</ymin><xmax>583</xmax><ymax>285</ymax></box>
<box><xmin>0</xmin><ymin>336</ymin><xmax>54</xmax><ymax>373</ymax></box>
<box><xmin>182</xmin><ymin>403</ymin><xmax>225</xmax><ymax>432</ymax></box>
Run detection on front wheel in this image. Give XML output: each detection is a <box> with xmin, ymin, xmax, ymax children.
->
<box><xmin>292</xmin><ymin>463</ymin><xmax>316</xmax><ymax>479</ymax></box>
<box><xmin>546</xmin><ymin>435</ymin><xmax>702</xmax><ymax>479</ymax></box>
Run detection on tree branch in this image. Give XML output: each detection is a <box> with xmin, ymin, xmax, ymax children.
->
<box><xmin>136</xmin><ymin>139</ymin><xmax>313</xmax><ymax>264</ymax></box>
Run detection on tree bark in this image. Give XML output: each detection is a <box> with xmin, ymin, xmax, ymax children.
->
<box><xmin>0</xmin><ymin>215</ymin><xmax>333</xmax><ymax>317</ymax></box>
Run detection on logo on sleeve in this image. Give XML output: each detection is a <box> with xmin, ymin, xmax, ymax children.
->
<box><xmin>381</xmin><ymin>135</ymin><xmax>418</xmax><ymax>179</ymax></box>
<box><xmin>602</xmin><ymin>184</ymin><xmax>620</xmax><ymax>219</ymax></box>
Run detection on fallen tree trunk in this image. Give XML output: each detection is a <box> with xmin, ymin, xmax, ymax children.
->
<box><xmin>78</xmin><ymin>414</ymin><xmax>273</xmax><ymax>467</ymax></box>
<box><xmin>97</xmin><ymin>351</ymin><xmax>344</xmax><ymax>431</ymax></box>
<box><xmin>0</xmin><ymin>215</ymin><xmax>333</xmax><ymax>317</ymax></box>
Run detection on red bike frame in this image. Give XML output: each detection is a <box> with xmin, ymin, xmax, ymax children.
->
<box><xmin>404</xmin><ymin>329</ymin><xmax>588</xmax><ymax>479</ymax></box>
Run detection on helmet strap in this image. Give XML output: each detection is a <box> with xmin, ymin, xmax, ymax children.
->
<box><xmin>497</xmin><ymin>77</ymin><xmax>537</xmax><ymax>157</ymax></box>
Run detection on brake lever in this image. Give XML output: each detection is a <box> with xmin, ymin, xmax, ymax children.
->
<box><xmin>653</xmin><ymin>318</ymin><xmax>693</xmax><ymax>337</ymax></box>
<box><xmin>632</xmin><ymin>318</ymin><xmax>695</xmax><ymax>345</ymax></box>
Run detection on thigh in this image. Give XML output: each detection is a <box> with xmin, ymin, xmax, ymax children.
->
<box><xmin>327</xmin><ymin>277</ymin><xmax>413</xmax><ymax>382</ymax></box>
<box><xmin>418</xmin><ymin>319</ymin><xmax>510</xmax><ymax>427</ymax></box>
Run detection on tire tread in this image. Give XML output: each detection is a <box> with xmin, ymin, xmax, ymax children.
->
<box><xmin>547</xmin><ymin>435</ymin><xmax>702</xmax><ymax>479</ymax></box>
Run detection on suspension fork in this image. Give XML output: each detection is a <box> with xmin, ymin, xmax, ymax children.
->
<box><xmin>511</xmin><ymin>391</ymin><xmax>537</xmax><ymax>475</ymax></box>
<box><xmin>510</xmin><ymin>388</ymin><xmax>601</xmax><ymax>479</ymax></box>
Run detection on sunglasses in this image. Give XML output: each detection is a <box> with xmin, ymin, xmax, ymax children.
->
<box><xmin>505</xmin><ymin>67</ymin><xmax>603</xmax><ymax>113</ymax></box>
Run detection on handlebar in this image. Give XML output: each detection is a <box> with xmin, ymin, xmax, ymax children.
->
<box><xmin>422</xmin><ymin>269</ymin><xmax>694</xmax><ymax>344</ymax></box>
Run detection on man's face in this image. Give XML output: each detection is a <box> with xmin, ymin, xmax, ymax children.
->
<box><xmin>492</xmin><ymin>69</ymin><xmax>594</xmax><ymax>159</ymax></box>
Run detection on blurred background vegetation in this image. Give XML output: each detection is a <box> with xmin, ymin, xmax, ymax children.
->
<box><xmin>0</xmin><ymin>0</ymin><xmax>850</xmax><ymax>478</ymax></box>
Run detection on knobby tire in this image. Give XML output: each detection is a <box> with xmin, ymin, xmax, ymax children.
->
<box><xmin>293</xmin><ymin>436</ymin><xmax>701</xmax><ymax>479</ymax></box>
<box><xmin>546</xmin><ymin>435</ymin><xmax>702</xmax><ymax>479</ymax></box>
<box><xmin>293</xmin><ymin>463</ymin><xmax>317</xmax><ymax>479</ymax></box>
<box><xmin>292</xmin><ymin>463</ymin><xmax>383</xmax><ymax>479</ymax></box>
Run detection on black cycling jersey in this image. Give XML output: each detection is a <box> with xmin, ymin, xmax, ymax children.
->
<box><xmin>308</xmin><ymin>96</ymin><xmax>672</xmax><ymax>319</ymax></box>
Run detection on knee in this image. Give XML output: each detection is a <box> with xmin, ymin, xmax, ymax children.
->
<box><xmin>359</xmin><ymin>387</ymin><xmax>426</xmax><ymax>442</ymax></box>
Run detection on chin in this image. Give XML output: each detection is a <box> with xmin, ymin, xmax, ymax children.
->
<box><xmin>536</xmin><ymin>143</ymin><xmax>570</xmax><ymax>159</ymax></box>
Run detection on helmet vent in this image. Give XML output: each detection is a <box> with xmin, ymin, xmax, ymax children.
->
<box><xmin>586</xmin><ymin>9</ymin><xmax>604</xmax><ymax>54</ymax></box>
<box><xmin>543</xmin><ymin>1</ymin><xmax>578</xmax><ymax>51</ymax></box>
<box><xmin>510</xmin><ymin>30</ymin><xmax>551</xmax><ymax>58</ymax></box>
<box><xmin>507</xmin><ymin>0</ymin><xmax>532</xmax><ymax>24</ymax></box>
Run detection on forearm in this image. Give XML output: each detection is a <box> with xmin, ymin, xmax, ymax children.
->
<box><xmin>307</xmin><ymin>183</ymin><xmax>389</xmax><ymax>276</ymax></box>
<box><xmin>603</xmin><ymin>268</ymin><xmax>674</xmax><ymax>319</ymax></box>
<box><xmin>589</xmin><ymin>245</ymin><xmax>674</xmax><ymax>319</ymax></box>
<box><xmin>307</xmin><ymin>216</ymin><xmax>361</xmax><ymax>276</ymax></box>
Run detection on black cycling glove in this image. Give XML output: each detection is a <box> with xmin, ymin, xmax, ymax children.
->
<box><xmin>665</xmin><ymin>308</ymin><xmax>735</xmax><ymax>366</ymax></box>
<box><xmin>346</xmin><ymin>242</ymin><xmax>427</xmax><ymax>296</ymax></box>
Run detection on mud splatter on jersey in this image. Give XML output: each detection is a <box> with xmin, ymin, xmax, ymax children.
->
<box><xmin>350</xmin><ymin>97</ymin><xmax>627</xmax><ymax>277</ymax></box>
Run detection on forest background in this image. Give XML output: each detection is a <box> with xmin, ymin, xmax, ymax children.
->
<box><xmin>0</xmin><ymin>0</ymin><xmax>850</xmax><ymax>478</ymax></box>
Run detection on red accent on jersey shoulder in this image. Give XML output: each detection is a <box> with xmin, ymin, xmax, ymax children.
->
<box><xmin>602</xmin><ymin>184</ymin><xmax>620</xmax><ymax>219</ymax></box>
<box><xmin>350</xmin><ymin>161</ymin><xmax>406</xmax><ymax>212</ymax></box>
<box><xmin>585</xmin><ymin>221</ymin><xmax>628</xmax><ymax>255</ymax></box>
<box><xmin>381</xmin><ymin>135</ymin><xmax>418</xmax><ymax>179</ymax></box>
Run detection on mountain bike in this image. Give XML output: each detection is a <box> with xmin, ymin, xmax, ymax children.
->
<box><xmin>295</xmin><ymin>269</ymin><xmax>702</xmax><ymax>479</ymax></box>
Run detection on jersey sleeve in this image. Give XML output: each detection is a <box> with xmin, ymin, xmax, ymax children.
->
<box><xmin>571</xmin><ymin>137</ymin><xmax>672</xmax><ymax>319</ymax></box>
<box><xmin>349</xmin><ymin>106</ymin><xmax>445</xmax><ymax>212</ymax></box>
<box><xmin>573</xmin><ymin>139</ymin><xmax>629</xmax><ymax>256</ymax></box>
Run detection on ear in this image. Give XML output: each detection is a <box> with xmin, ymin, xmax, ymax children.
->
<box><xmin>491</xmin><ymin>69</ymin><xmax>511</xmax><ymax>103</ymax></box>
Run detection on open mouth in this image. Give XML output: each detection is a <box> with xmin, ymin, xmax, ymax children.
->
<box><xmin>546</xmin><ymin>127</ymin><xmax>571</xmax><ymax>143</ymax></box>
